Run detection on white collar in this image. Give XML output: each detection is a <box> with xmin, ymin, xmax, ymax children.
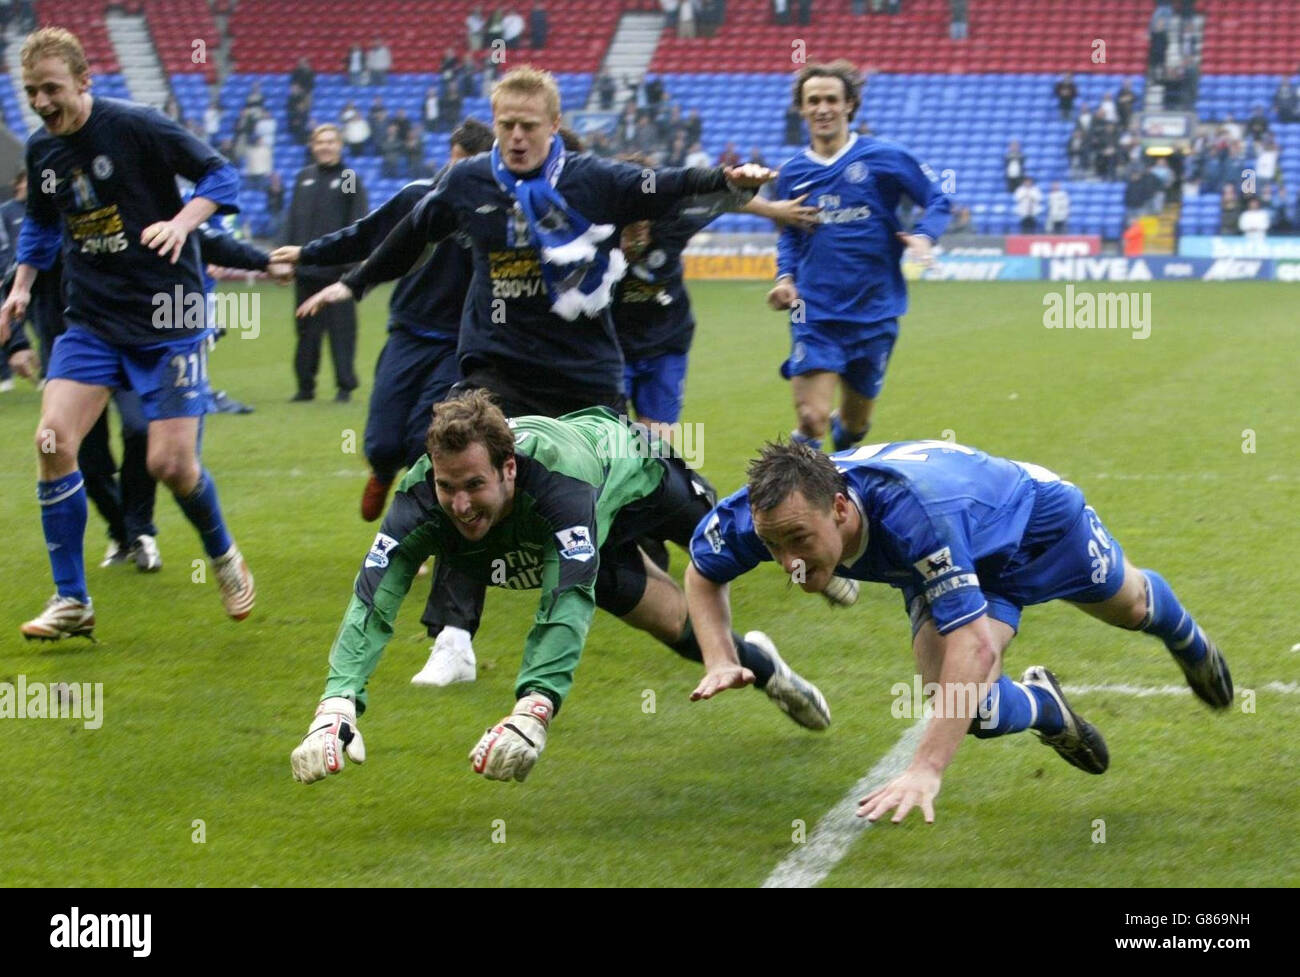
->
<box><xmin>804</xmin><ymin>131</ymin><xmax>858</xmax><ymax>167</ymax></box>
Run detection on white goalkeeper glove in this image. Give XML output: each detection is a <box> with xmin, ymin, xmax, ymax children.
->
<box><xmin>822</xmin><ymin>574</ymin><xmax>860</xmax><ymax>608</ymax></box>
<box><xmin>290</xmin><ymin>696</ymin><xmax>367</xmax><ymax>783</ymax></box>
<box><xmin>469</xmin><ymin>692</ymin><xmax>555</xmax><ymax>782</ymax></box>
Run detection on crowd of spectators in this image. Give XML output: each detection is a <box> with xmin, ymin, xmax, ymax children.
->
<box><xmin>581</xmin><ymin>75</ymin><xmax>703</xmax><ymax>162</ymax></box>
<box><xmin>1053</xmin><ymin>75</ymin><xmax>1143</xmax><ymax>181</ymax></box>
<box><xmin>1191</xmin><ymin>99</ymin><xmax>1292</xmax><ymax>236</ymax></box>
<box><xmin>465</xmin><ymin>3</ymin><xmax>550</xmax><ymax>51</ymax></box>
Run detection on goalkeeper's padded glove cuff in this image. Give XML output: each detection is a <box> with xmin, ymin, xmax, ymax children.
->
<box><xmin>514</xmin><ymin>691</ymin><xmax>555</xmax><ymax>726</ymax></box>
<box><xmin>316</xmin><ymin>695</ymin><xmax>357</xmax><ymax>721</ymax></box>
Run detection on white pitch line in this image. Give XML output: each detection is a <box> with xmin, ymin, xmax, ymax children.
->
<box><xmin>762</xmin><ymin>720</ymin><xmax>925</xmax><ymax>889</ymax></box>
<box><xmin>762</xmin><ymin>680</ymin><xmax>1300</xmax><ymax>888</ymax></box>
<box><xmin>1063</xmin><ymin>681</ymin><xmax>1300</xmax><ymax>697</ymax></box>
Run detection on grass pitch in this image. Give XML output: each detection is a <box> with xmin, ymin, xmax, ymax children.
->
<box><xmin>0</xmin><ymin>280</ymin><xmax>1296</xmax><ymax>887</ymax></box>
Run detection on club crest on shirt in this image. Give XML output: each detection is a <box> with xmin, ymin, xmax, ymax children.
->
<box><xmin>913</xmin><ymin>546</ymin><xmax>958</xmax><ymax>581</ymax></box>
<box><xmin>92</xmin><ymin>155</ymin><xmax>114</xmax><ymax>180</ymax></box>
<box><xmin>365</xmin><ymin>532</ymin><xmax>399</xmax><ymax>569</ymax></box>
<box><xmin>845</xmin><ymin>161</ymin><xmax>869</xmax><ymax>184</ymax></box>
<box><xmin>555</xmin><ymin>525</ymin><xmax>596</xmax><ymax>562</ymax></box>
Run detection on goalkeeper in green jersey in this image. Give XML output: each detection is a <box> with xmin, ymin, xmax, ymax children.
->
<box><xmin>291</xmin><ymin>390</ymin><xmax>830</xmax><ymax>784</ymax></box>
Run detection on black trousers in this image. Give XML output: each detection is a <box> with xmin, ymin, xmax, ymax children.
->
<box><xmin>592</xmin><ymin>453</ymin><xmax>717</xmax><ymax>617</ymax></box>
<box><xmin>420</xmin><ymin>366</ymin><xmax>627</xmax><ymax>637</ymax></box>
<box><xmin>293</xmin><ymin>278</ymin><xmax>358</xmax><ymax>395</ymax></box>
<box><xmin>32</xmin><ymin>282</ymin><xmax>64</xmax><ymax>379</ymax></box>
<box><xmin>79</xmin><ymin>394</ymin><xmax>157</xmax><ymax>546</ymax></box>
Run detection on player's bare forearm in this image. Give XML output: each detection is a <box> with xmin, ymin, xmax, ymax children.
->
<box><xmin>685</xmin><ymin>564</ymin><xmax>753</xmax><ymax>699</ymax></box>
<box><xmin>11</xmin><ymin>263</ymin><xmax>38</xmax><ymax>294</ymax></box>
<box><xmin>745</xmin><ymin>194</ymin><xmax>819</xmax><ymax>231</ymax></box>
<box><xmin>857</xmin><ymin>618</ymin><xmax>996</xmax><ymax>824</ymax></box>
<box><xmin>684</xmin><ymin>564</ymin><xmax>738</xmax><ymax>670</ymax></box>
<box><xmin>912</xmin><ymin>621</ymin><xmax>997</xmax><ymax>774</ymax></box>
<box><xmin>172</xmin><ymin>195</ymin><xmax>221</xmax><ymax>235</ymax></box>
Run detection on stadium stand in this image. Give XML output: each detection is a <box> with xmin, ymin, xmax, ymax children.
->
<box><xmin>30</xmin><ymin>0</ymin><xmax>120</xmax><ymax>72</ymax></box>
<box><xmin>1199</xmin><ymin>0</ymin><xmax>1300</xmax><ymax>74</ymax></box>
<box><xmin>227</xmin><ymin>0</ymin><xmax>615</xmax><ymax>74</ymax></box>
<box><xmin>5</xmin><ymin>1</ymin><xmax>1300</xmax><ymax>242</ymax></box>
<box><xmin>649</xmin><ymin>0</ymin><xmax>1149</xmax><ymax>74</ymax></box>
<box><xmin>144</xmin><ymin>0</ymin><xmax>219</xmax><ymax>82</ymax></box>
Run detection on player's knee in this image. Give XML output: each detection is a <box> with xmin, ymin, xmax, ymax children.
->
<box><xmin>148</xmin><ymin>451</ymin><xmax>198</xmax><ymax>490</ymax></box>
<box><xmin>795</xmin><ymin>403</ymin><xmax>830</xmax><ymax>436</ymax></box>
<box><xmin>33</xmin><ymin>420</ymin><xmax>78</xmax><ymax>466</ymax></box>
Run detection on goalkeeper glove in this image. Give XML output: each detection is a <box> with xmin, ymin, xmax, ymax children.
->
<box><xmin>469</xmin><ymin>692</ymin><xmax>554</xmax><ymax>782</ymax></box>
<box><xmin>290</xmin><ymin>696</ymin><xmax>366</xmax><ymax>784</ymax></box>
<box><xmin>822</xmin><ymin>575</ymin><xmax>860</xmax><ymax>608</ymax></box>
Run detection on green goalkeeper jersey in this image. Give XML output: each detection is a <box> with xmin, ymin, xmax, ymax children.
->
<box><xmin>323</xmin><ymin>408</ymin><xmax>667</xmax><ymax>712</ymax></box>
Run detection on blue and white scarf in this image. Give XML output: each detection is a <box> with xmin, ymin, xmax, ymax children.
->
<box><xmin>491</xmin><ymin>135</ymin><xmax>626</xmax><ymax>320</ymax></box>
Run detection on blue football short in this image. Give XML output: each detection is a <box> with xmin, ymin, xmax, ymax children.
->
<box><xmin>624</xmin><ymin>351</ymin><xmax>689</xmax><ymax>424</ymax></box>
<box><xmin>780</xmin><ymin>320</ymin><xmax>897</xmax><ymax>400</ymax></box>
<box><xmin>906</xmin><ymin>478</ymin><xmax>1127</xmax><ymax>636</ymax></box>
<box><xmin>47</xmin><ymin>323</ymin><xmax>211</xmax><ymax>421</ymax></box>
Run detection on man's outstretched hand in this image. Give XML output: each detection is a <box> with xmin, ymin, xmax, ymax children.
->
<box><xmin>723</xmin><ymin>163</ymin><xmax>778</xmax><ymax>190</ymax></box>
<box><xmin>297</xmin><ymin>281</ymin><xmax>354</xmax><ymax>318</ymax></box>
<box><xmin>857</xmin><ymin>766</ymin><xmax>942</xmax><ymax>824</ymax></box>
<box><xmin>690</xmin><ymin>664</ymin><xmax>756</xmax><ymax>703</ymax></box>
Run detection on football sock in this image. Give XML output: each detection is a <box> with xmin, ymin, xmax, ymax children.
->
<box><xmin>668</xmin><ymin>617</ymin><xmax>704</xmax><ymax>661</ymax></box>
<box><xmin>1139</xmin><ymin>569</ymin><xmax>1208</xmax><ymax>664</ymax></box>
<box><xmin>830</xmin><ymin>413</ymin><xmax>869</xmax><ymax>453</ymax></box>
<box><xmin>667</xmin><ymin>620</ymin><xmax>776</xmax><ymax>687</ymax></box>
<box><xmin>969</xmin><ymin>675</ymin><xmax>1064</xmax><ymax>738</ymax></box>
<box><xmin>790</xmin><ymin>429</ymin><xmax>822</xmax><ymax>452</ymax></box>
<box><xmin>38</xmin><ymin>474</ymin><xmax>89</xmax><ymax>603</ymax></box>
<box><xmin>174</xmin><ymin>468</ymin><xmax>233</xmax><ymax>559</ymax></box>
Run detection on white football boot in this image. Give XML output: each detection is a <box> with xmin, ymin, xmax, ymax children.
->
<box><xmin>213</xmin><ymin>543</ymin><xmax>255</xmax><ymax>620</ymax></box>
<box><xmin>100</xmin><ymin>541</ymin><xmax>130</xmax><ymax>568</ymax></box>
<box><xmin>746</xmin><ymin>630</ymin><xmax>831</xmax><ymax>730</ymax></box>
<box><xmin>411</xmin><ymin>626</ymin><xmax>477</xmax><ymax>687</ymax></box>
<box><xmin>129</xmin><ymin>534</ymin><xmax>163</xmax><ymax>573</ymax></box>
<box><xmin>21</xmin><ymin>594</ymin><xmax>96</xmax><ymax>641</ymax></box>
